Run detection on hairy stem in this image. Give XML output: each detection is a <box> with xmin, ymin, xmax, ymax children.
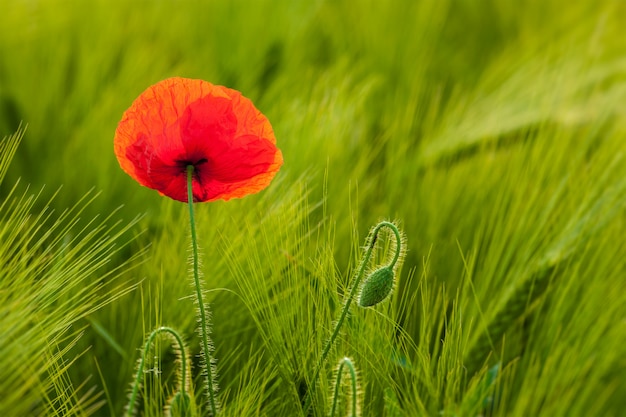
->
<box><xmin>303</xmin><ymin>221</ymin><xmax>400</xmax><ymax>414</ymax></box>
<box><xmin>126</xmin><ymin>326</ymin><xmax>188</xmax><ymax>417</ymax></box>
<box><xmin>329</xmin><ymin>357</ymin><xmax>358</xmax><ymax>417</ymax></box>
<box><xmin>187</xmin><ymin>165</ymin><xmax>218</xmax><ymax>416</ymax></box>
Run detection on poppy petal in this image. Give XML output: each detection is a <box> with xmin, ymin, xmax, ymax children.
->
<box><xmin>114</xmin><ymin>77</ymin><xmax>283</xmax><ymax>202</ymax></box>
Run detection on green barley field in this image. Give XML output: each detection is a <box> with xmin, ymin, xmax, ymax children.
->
<box><xmin>1</xmin><ymin>0</ymin><xmax>626</xmax><ymax>416</ymax></box>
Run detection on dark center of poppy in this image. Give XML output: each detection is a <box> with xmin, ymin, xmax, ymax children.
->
<box><xmin>176</xmin><ymin>157</ymin><xmax>208</xmax><ymax>169</ymax></box>
<box><xmin>176</xmin><ymin>157</ymin><xmax>209</xmax><ymax>182</ymax></box>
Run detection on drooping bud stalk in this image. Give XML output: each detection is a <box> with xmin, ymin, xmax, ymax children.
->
<box><xmin>358</xmin><ymin>220</ymin><xmax>403</xmax><ymax>308</ymax></box>
<box><xmin>329</xmin><ymin>357</ymin><xmax>361</xmax><ymax>417</ymax></box>
<box><xmin>126</xmin><ymin>326</ymin><xmax>191</xmax><ymax>417</ymax></box>
<box><xmin>303</xmin><ymin>221</ymin><xmax>405</xmax><ymax>414</ymax></box>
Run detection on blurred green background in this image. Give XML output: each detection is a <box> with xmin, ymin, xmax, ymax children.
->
<box><xmin>2</xmin><ymin>0</ymin><xmax>626</xmax><ymax>416</ymax></box>
<box><xmin>2</xmin><ymin>0</ymin><xmax>622</xmax><ymax>221</ymax></box>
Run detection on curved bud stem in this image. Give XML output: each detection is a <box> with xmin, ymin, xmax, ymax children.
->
<box><xmin>303</xmin><ymin>221</ymin><xmax>402</xmax><ymax>414</ymax></box>
<box><xmin>329</xmin><ymin>357</ymin><xmax>359</xmax><ymax>417</ymax></box>
<box><xmin>126</xmin><ymin>326</ymin><xmax>189</xmax><ymax>417</ymax></box>
<box><xmin>383</xmin><ymin>221</ymin><xmax>402</xmax><ymax>270</ymax></box>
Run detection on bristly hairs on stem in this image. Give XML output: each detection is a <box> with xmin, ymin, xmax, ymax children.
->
<box><xmin>303</xmin><ymin>220</ymin><xmax>406</xmax><ymax>414</ymax></box>
<box><xmin>329</xmin><ymin>357</ymin><xmax>361</xmax><ymax>417</ymax></box>
<box><xmin>125</xmin><ymin>326</ymin><xmax>191</xmax><ymax>417</ymax></box>
<box><xmin>187</xmin><ymin>165</ymin><xmax>220</xmax><ymax>416</ymax></box>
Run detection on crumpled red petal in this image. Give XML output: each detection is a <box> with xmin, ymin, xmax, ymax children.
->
<box><xmin>114</xmin><ymin>77</ymin><xmax>283</xmax><ymax>202</ymax></box>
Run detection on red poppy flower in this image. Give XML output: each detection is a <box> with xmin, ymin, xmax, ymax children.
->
<box><xmin>114</xmin><ymin>77</ymin><xmax>283</xmax><ymax>202</ymax></box>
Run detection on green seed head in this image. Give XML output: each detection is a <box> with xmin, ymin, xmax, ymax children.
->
<box><xmin>358</xmin><ymin>266</ymin><xmax>395</xmax><ymax>307</ymax></box>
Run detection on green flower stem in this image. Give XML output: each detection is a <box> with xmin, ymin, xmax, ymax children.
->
<box><xmin>330</xmin><ymin>357</ymin><xmax>358</xmax><ymax>417</ymax></box>
<box><xmin>187</xmin><ymin>165</ymin><xmax>219</xmax><ymax>416</ymax></box>
<box><xmin>303</xmin><ymin>221</ymin><xmax>401</xmax><ymax>414</ymax></box>
<box><xmin>126</xmin><ymin>326</ymin><xmax>188</xmax><ymax>417</ymax></box>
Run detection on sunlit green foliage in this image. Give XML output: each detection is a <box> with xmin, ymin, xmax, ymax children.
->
<box><xmin>0</xmin><ymin>127</ymin><xmax>143</xmax><ymax>415</ymax></box>
<box><xmin>1</xmin><ymin>0</ymin><xmax>625</xmax><ymax>416</ymax></box>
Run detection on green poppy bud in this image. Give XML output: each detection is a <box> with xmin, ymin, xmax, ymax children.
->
<box><xmin>358</xmin><ymin>266</ymin><xmax>395</xmax><ymax>307</ymax></box>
